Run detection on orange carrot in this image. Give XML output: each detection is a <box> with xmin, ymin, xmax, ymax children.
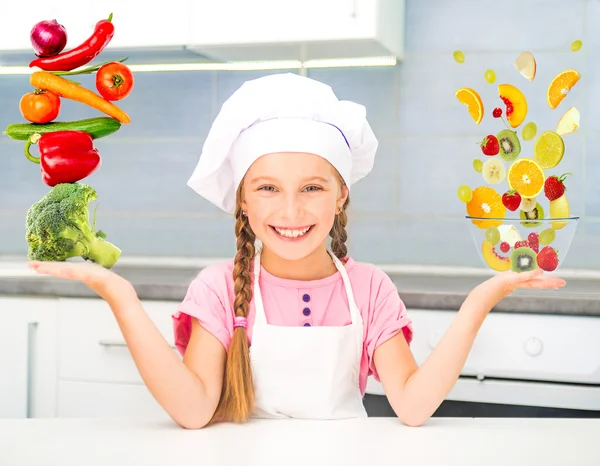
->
<box><xmin>30</xmin><ymin>71</ymin><xmax>130</xmax><ymax>124</ymax></box>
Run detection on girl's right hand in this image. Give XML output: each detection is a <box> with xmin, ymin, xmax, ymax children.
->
<box><xmin>28</xmin><ymin>260</ymin><xmax>135</xmax><ymax>303</ymax></box>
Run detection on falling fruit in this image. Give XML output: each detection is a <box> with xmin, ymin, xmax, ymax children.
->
<box><xmin>466</xmin><ymin>186</ymin><xmax>506</xmax><ymax>229</ymax></box>
<box><xmin>454</xmin><ymin>50</ymin><xmax>465</xmax><ymax>63</ymax></box>
<box><xmin>485</xmin><ymin>227</ymin><xmax>501</xmax><ymax>245</ymax></box>
<box><xmin>514</xmin><ymin>52</ymin><xmax>537</xmax><ymax>81</ymax></box>
<box><xmin>539</xmin><ymin>228</ymin><xmax>556</xmax><ymax>245</ymax></box>
<box><xmin>549</xmin><ymin>194</ymin><xmax>570</xmax><ymax>230</ymax></box>
<box><xmin>482</xmin><ymin>240</ymin><xmax>512</xmax><ymax>271</ymax></box>
<box><xmin>571</xmin><ymin>40</ymin><xmax>583</xmax><ymax>52</ymax></box>
<box><xmin>522</xmin><ymin>122</ymin><xmax>537</xmax><ymax>141</ymax></box>
<box><xmin>556</xmin><ymin>106</ymin><xmax>580</xmax><ymax>136</ymax></box>
<box><xmin>473</xmin><ymin>159</ymin><xmax>483</xmax><ymax>173</ymax></box>
<box><xmin>458</xmin><ymin>185</ymin><xmax>473</xmax><ymax>203</ymax></box>
<box><xmin>533</xmin><ymin>131</ymin><xmax>565</xmax><ymax>169</ymax></box>
<box><xmin>498</xmin><ymin>84</ymin><xmax>528</xmax><ymax>128</ymax></box>
<box><xmin>484</xmin><ymin>69</ymin><xmax>496</xmax><ymax>84</ymax></box>
<box><xmin>455</xmin><ymin>88</ymin><xmax>484</xmax><ymax>124</ymax></box>
<box><xmin>547</xmin><ymin>70</ymin><xmax>580</xmax><ymax>109</ymax></box>
<box><xmin>507</xmin><ymin>158</ymin><xmax>545</xmax><ymax>198</ymax></box>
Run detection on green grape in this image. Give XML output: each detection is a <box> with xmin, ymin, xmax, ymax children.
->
<box><xmin>522</xmin><ymin>122</ymin><xmax>537</xmax><ymax>141</ymax></box>
<box><xmin>539</xmin><ymin>228</ymin><xmax>556</xmax><ymax>245</ymax></box>
<box><xmin>453</xmin><ymin>50</ymin><xmax>465</xmax><ymax>63</ymax></box>
<box><xmin>457</xmin><ymin>185</ymin><xmax>472</xmax><ymax>203</ymax></box>
<box><xmin>571</xmin><ymin>40</ymin><xmax>583</xmax><ymax>52</ymax></box>
<box><xmin>473</xmin><ymin>159</ymin><xmax>483</xmax><ymax>173</ymax></box>
<box><xmin>484</xmin><ymin>69</ymin><xmax>496</xmax><ymax>84</ymax></box>
<box><xmin>485</xmin><ymin>227</ymin><xmax>501</xmax><ymax>245</ymax></box>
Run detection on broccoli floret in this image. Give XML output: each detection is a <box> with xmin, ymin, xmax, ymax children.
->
<box><xmin>25</xmin><ymin>183</ymin><xmax>121</xmax><ymax>269</ymax></box>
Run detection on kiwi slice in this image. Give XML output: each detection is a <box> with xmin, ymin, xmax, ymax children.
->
<box><xmin>520</xmin><ymin>202</ymin><xmax>545</xmax><ymax>228</ymax></box>
<box><xmin>497</xmin><ymin>129</ymin><xmax>521</xmax><ymax>162</ymax></box>
<box><xmin>510</xmin><ymin>247</ymin><xmax>538</xmax><ymax>272</ymax></box>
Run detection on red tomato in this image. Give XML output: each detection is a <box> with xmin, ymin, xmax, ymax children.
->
<box><xmin>19</xmin><ymin>90</ymin><xmax>60</xmax><ymax>124</ymax></box>
<box><xmin>96</xmin><ymin>62</ymin><xmax>134</xmax><ymax>101</ymax></box>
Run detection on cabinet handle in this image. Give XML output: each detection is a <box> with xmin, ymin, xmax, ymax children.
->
<box><xmin>348</xmin><ymin>0</ymin><xmax>357</xmax><ymax>17</ymax></box>
<box><xmin>98</xmin><ymin>339</ymin><xmax>176</xmax><ymax>349</ymax></box>
<box><xmin>27</xmin><ymin>322</ymin><xmax>38</xmax><ymax>419</ymax></box>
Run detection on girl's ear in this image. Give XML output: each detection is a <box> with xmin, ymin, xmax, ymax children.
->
<box><xmin>338</xmin><ymin>184</ymin><xmax>349</xmax><ymax>206</ymax></box>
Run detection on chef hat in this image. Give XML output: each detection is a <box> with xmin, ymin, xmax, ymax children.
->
<box><xmin>187</xmin><ymin>72</ymin><xmax>378</xmax><ymax>214</ymax></box>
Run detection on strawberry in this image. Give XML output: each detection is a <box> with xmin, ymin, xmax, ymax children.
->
<box><xmin>528</xmin><ymin>232</ymin><xmax>539</xmax><ymax>253</ymax></box>
<box><xmin>537</xmin><ymin>246</ymin><xmax>559</xmax><ymax>271</ymax></box>
<box><xmin>544</xmin><ymin>173</ymin><xmax>572</xmax><ymax>201</ymax></box>
<box><xmin>478</xmin><ymin>135</ymin><xmax>500</xmax><ymax>156</ymax></box>
<box><xmin>515</xmin><ymin>240</ymin><xmax>530</xmax><ymax>249</ymax></box>
<box><xmin>502</xmin><ymin>190</ymin><xmax>522</xmax><ymax>211</ymax></box>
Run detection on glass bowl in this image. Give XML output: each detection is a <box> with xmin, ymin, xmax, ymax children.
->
<box><xmin>465</xmin><ymin>216</ymin><xmax>580</xmax><ymax>273</ymax></box>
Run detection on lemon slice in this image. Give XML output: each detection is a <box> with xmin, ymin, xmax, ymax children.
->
<box><xmin>556</xmin><ymin>107</ymin><xmax>580</xmax><ymax>136</ymax></box>
<box><xmin>533</xmin><ymin>131</ymin><xmax>565</xmax><ymax>169</ymax></box>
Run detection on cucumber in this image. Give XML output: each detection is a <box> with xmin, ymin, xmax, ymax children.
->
<box><xmin>3</xmin><ymin>117</ymin><xmax>121</xmax><ymax>141</ymax></box>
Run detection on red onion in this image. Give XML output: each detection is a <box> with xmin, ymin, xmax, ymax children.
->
<box><xmin>30</xmin><ymin>19</ymin><xmax>68</xmax><ymax>58</ymax></box>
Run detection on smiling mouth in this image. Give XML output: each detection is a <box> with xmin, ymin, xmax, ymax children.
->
<box><xmin>270</xmin><ymin>225</ymin><xmax>314</xmax><ymax>239</ymax></box>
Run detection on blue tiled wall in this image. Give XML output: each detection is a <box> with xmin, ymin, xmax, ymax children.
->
<box><xmin>1</xmin><ymin>0</ymin><xmax>599</xmax><ymax>269</ymax></box>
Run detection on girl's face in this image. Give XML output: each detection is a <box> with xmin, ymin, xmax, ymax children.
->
<box><xmin>241</xmin><ymin>152</ymin><xmax>348</xmax><ymax>262</ymax></box>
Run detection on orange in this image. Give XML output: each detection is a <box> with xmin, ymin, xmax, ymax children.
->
<box><xmin>455</xmin><ymin>88</ymin><xmax>484</xmax><ymax>124</ymax></box>
<box><xmin>547</xmin><ymin>70</ymin><xmax>580</xmax><ymax>109</ymax></box>
<box><xmin>507</xmin><ymin>159</ymin><xmax>545</xmax><ymax>198</ymax></box>
<box><xmin>466</xmin><ymin>186</ymin><xmax>506</xmax><ymax>228</ymax></box>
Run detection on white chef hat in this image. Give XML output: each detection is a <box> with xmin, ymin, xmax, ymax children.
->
<box><xmin>187</xmin><ymin>72</ymin><xmax>378</xmax><ymax>214</ymax></box>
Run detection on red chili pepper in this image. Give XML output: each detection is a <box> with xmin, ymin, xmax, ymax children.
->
<box><xmin>29</xmin><ymin>14</ymin><xmax>115</xmax><ymax>72</ymax></box>
<box><xmin>24</xmin><ymin>131</ymin><xmax>101</xmax><ymax>186</ymax></box>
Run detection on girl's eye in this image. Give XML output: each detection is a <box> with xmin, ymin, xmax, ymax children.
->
<box><xmin>258</xmin><ymin>186</ymin><xmax>277</xmax><ymax>192</ymax></box>
<box><xmin>304</xmin><ymin>185</ymin><xmax>323</xmax><ymax>192</ymax></box>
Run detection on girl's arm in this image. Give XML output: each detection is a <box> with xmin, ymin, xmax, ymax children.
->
<box><xmin>29</xmin><ymin>261</ymin><xmax>226</xmax><ymax>429</ymax></box>
<box><xmin>373</xmin><ymin>269</ymin><xmax>566</xmax><ymax>427</ymax></box>
<box><xmin>108</xmin><ymin>284</ymin><xmax>226</xmax><ymax>429</ymax></box>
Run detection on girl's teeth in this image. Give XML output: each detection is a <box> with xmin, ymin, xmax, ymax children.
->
<box><xmin>275</xmin><ymin>227</ymin><xmax>310</xmax><ymax>238</ymax></box>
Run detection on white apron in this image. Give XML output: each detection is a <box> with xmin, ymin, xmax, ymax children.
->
<box><xmin>248</xmin><ymin>247</ymin><xmax>367</xmax><ymax>419</ymax></box>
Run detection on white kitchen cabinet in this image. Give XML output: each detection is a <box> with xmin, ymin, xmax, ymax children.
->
<box><xmin>46</xmin><ymin>0</ymin><xmax>191</xmax><ymax>50</ymax></box>
<box><xmin>56</xmin><ymin>297</ymin><xmax>179</xmax><ymax>419</ymax></box>
<box><xmin>2</xmin><ymin>0</ymin><xmax>190</xmax><ymax>53</ymax></box>
<box><xmin>0</xmin><ymin>297</ymin><xmax>58</xmax><ymax>419</ymax></box>
<box><xmin>57</xmin><ymin>381</ymin><xmax>171</xmax><ymax>420</ymax></box>
<box><xmin>187</xmin><ymin>0</ymin><xmax>405</xmax><ymax>60</ymax></box>
<box><xmin>366</xmin><ymin>308</ymin><xmax>600</xmax><ymax>411</ymax></box>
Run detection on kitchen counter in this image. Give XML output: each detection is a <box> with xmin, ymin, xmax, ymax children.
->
<box><xmin>1</xmin><ymin>417</ymin><xmax>599</xmax><ymax>466</ymax></box>
<box><xmin>0</xmin><ymin>256</ymin><xmax>599</xmax><ymax>315</ymax></box>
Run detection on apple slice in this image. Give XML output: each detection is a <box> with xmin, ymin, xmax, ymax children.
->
<box><xmin>556</xmin><ymin>106</ymin><xmax>580</xmax><ymax>136</ymax></box>
<box><xmin>514</xmin><ymin>51</ymin><xmax>536</xmax><ymax>81</ymax></box>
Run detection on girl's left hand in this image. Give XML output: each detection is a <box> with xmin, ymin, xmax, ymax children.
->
<box><xmin>493</xmin><ymin>268</ymin><xmax>566</xmax><ymax>297</ymax></box>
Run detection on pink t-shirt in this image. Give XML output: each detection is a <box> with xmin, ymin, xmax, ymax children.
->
<box><xmin>172</xmin><ymin>257</ymin><xmax>413</xmax><ymax>395</ymax></box>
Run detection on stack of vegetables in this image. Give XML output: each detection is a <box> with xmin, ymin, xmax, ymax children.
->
<box><xmin>3</xmin><ymin>14</ymin><xmax>133</xmax><ymax>269</ymax></box>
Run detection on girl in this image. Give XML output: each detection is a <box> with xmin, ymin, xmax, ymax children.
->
<box><xmin>29</xmin><ymin>73</ymin><xmax>565</xmax><ymax>429</ymax></box>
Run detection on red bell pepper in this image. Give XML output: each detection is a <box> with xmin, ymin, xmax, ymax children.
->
<box><xmin>24</xmin><ymin>131</ymin><xmax>102</xmax><ymax>186</ymax></box>
<box><xmin>29</xmin><ymin>14</ymin><xmax>115</xmax><ymax>72</ymax></box>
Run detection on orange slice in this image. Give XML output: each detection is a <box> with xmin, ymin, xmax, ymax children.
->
<box><xmin>547</xmin><ymin>70</ymin><xmax>580</xmax><ymax>109</ymax></box>
<box><xmin>466</xmin><ymin>186</ymin><xmax>506</xmax><ymax>229</ymax></box>
<box><xmin>455</xmin><ymin>88</ymin><xmax>484</xmax><ymax>124</ymax></box>
<box><xmin>507</xmin><ymin>159</ymin><xmax>545</xmax><ymax>198</ymax></box>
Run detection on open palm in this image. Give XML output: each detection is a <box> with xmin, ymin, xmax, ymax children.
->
<box><xmin>498</xmin><ymin>268</ymin><xmax>566</xmax><ymax>293</ymax></box>
<box><xmin>28</xmin><ymin>260</ymin><xmax>132</xmax><ymax>301</ymax></box>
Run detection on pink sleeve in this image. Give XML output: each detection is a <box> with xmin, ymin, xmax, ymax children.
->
<box><xmin>364</xmin><ymin>275</ymin><xmax>413</xmax><ymax>381</ymax></box>
<box><xmin>172</xmin><ymin>272</ymin><xmax>232</xmax><ymax>356</ymax></box>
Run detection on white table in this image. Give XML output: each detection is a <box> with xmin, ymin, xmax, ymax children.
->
<box><xmin>1</xmin><ymin>417</ymin><xmax>599</xmax><ymax>466</ymax></box>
